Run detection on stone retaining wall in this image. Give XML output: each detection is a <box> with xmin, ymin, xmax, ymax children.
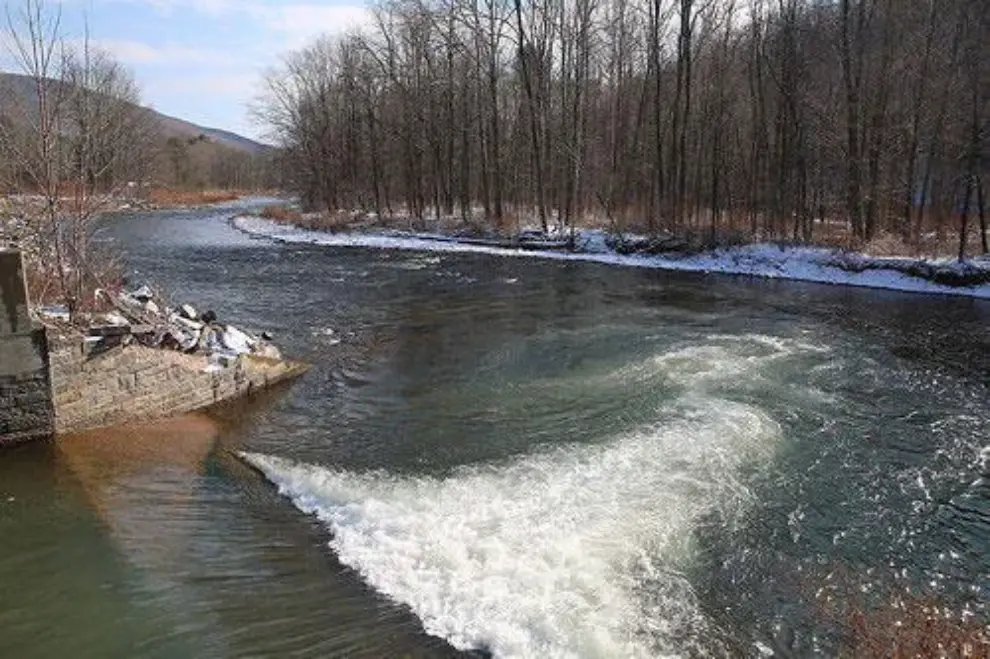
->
<box><xmin>0</xmin><ymin>249</ymin><xmax>54</xmax><ymax>446</ymax></box>
<box><xmin>49</xmin><ymin>337</ymin><xmax>306</xmax><ymax>435</ymax></box>
<box><xmin>1</xmin><ymin>248</ymin><xmax>306</xmax><ymax>441</ymax></box>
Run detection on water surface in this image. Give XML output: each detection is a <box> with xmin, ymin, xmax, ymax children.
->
<box><xmin>1</xmin><ymin>201</ymin><xmax>988</xmax><ymax>657</ymax></box>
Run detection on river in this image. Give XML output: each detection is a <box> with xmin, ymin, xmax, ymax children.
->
<box><xmin>1</xmin><ymin>200</ymin><xmax>988</xmax><ymax>658</ymax></box>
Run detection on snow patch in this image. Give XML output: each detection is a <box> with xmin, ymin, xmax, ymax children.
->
<box><xmin>231</xmin><ymin>215</ymin><xmax>990</xmax><ymax>299</ymax></box>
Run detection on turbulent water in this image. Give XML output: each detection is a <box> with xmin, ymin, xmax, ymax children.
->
<box><xmin>241</xmin><ymin>335</ymin><xmax>797</xmax><ymax>658</ymax></box>
<box><xmin>1</xmin><ymin>201</ymin><xmax>988</xmax><ymax>658</ymax></box>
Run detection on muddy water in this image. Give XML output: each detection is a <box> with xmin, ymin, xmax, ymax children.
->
<box><xmin>1</xmin><ymin>201</ymin><xmax>988</xmax><ymax>657</ymax></box>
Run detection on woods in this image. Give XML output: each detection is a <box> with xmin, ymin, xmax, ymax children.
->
<box><xmin>258</xmin><ymin>0</ymin><xmax>988</xmax><ymax>255</ymax></box>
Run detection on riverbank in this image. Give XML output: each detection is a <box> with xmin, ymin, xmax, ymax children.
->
<box><xmin>1</xmin><ymin>236</ymin><xmax>308</xmax><ymax>444</ymax></box>
<box><xmin>232</xmin><ymin>214</ymin><xmax>990</xmax><ymax>300</ymax></box>
<box><xmin>137</xmin><ymin>188</ymin><xmax>284</xmax><ymax>211</ymax></box>
<box><xmin>0</xmin><ymin>189</ymin><xmax>276</xmax><ymax>219</ymax></box>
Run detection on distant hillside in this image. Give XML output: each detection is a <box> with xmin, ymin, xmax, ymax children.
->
<box><xmin>152</xmin><ymin>112</ymin><xmax>270</xmax><ymax>155</ymax></box>
<box><xmin>0</xmin><ymin>72</ymin><xmax>268</xmax><ymax>155</ymax></box>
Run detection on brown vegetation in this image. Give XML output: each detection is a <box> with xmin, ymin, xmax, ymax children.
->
<box><xmin>0</xmin><ymin>0</ymin><xmax>146</xmax><ymax>316</ymax></box>
<box><xmin>20</xmin><ymin>246</ymin><xmax>122</xmax><ymax>312</ymax></box>
<box><xmin>152</xmin><ymin>134</ymin><xmax>278</xmax><ymax>192</ymax></box>
<box><xmin>145</xmin><ymin>187</ymin><xmax>243</xmax><ymax>207</ymax></box>
<box><xmin>258</xmin><ymin>204</ymin><xmax>303</xmax><ymax>223</ymax></box>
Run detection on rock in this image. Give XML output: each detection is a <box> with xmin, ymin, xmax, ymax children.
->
<box><xmin>254</xmin><ymin>343</ymin><xmax>282</xmax><ymax>360</ymax></box>
<box><xmin>104</xmin><ymin>311</ymin><xmax>129</xmax><ymax>326</ymax></box>
<box><xmin>207</xmin><ymin>351</ymin><xmax>239</xmax><ymax>369</ymax></box>
<box><xmin>88</xmin><ymin>324</ymin><xmax>131</xmax><ymax>338</ymax></box>
<box><xmin>176</xmin><ymin>328</ymin><xmax>201</xmax><ymax>352</ymax></box>
<box><xmin>169</xmin><ymin>313</ymin><xmax>204</xmax><ymax>332</ymax></box>
<box><xmin>221</xmin><ymin>325</ymin><xmax>255</xmax><ymax>354</ymax></box>
<box><xmin>131</xmin><ymin>285</ymin><xmax>154</xmax><ymax>302</ymax></box>
<box><xmin>38</xmin><ymin>305</ymin><xmax>70</xmax><ymax>322</ymax></box>
<box><xmin>95</xmin><ymin>285</ymin><xmax>291</xmax><ymax>365</ymax></box>
<box><xmin>180</xmin><ymin>304</ymin><xmax>199</xmax><ymax>321</ymax></box>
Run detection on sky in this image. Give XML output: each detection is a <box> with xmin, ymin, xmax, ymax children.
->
<box><xmin>3</xmin><ymin>0</ymin><xmax>373</xmax><ymax>141</ymax></box>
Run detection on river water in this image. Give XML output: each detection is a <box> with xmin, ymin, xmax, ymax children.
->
<box><xmin>1</xmin><ymin>201</ymin><xmax>988</xmax><ymax>658</ymax></box>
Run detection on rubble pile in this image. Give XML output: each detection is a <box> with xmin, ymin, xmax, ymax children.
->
<box><xmin>39</xmin><ymin>284</ymin><xmax>283</xmax><ymax>371</ymax></box>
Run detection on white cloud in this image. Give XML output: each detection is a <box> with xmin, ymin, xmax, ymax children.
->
<box><xmin>146</xmin><ymin>71</ymin><xmax>257</xmax><ymax>96</ymax></box>
<box><xmin>257</xmin><ymin>4</ymin><xmax>372</xmax><ymax>48</ymax></box>
<box><xmin>111</xmin><ymin>0</ymin><xmax>240</xmax><ymax>16</ymax></box>
<box><xmin>86</xmin><ymin>38</ymin><xmax>238</xmax><ymax>66</ymax></box>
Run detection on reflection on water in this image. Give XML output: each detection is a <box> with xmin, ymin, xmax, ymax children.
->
<box><xmin>1</xmin><ymin>201</ymin><xmax>988</xmax><ymax>658</ymax></box>
<box><xmin>3</xmin><ymin>403</ymin><xmax>462</xmax><ymax>659</ymax></box>
<box><xmin>60</xmin><ymin>414</ymin><xmax>219</xmax><ymax>488</ymax></box>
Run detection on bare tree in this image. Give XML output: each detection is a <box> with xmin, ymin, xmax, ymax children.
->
<box><xmin>0</xmin><ymin>0</ymin><xmax>153</xmax><ymax>313</ymax></box>
<box><xmin>2</xmin><ymin>0</ymin><xmax>71</xmax><ymax>305</ymax></box>
<box><xmin>254</xmin><ymin>0</ymin><xmax>988</xmax><ymax>257</ymax></box>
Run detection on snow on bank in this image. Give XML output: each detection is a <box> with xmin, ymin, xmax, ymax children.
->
<box><xmin>231</xmin><ymin>214</ymin><xmax>990</xmax><ymax>300</ymax></box>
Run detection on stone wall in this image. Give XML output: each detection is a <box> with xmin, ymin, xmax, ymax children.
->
<box><xmin>1</xmin><ymin>247</ymin><xmax>306</xmax><ymax>440</ymax></box>
<box><xmin>49</xmin><ymin>337</ymin><xmax>306</xmax><ymax>434</ymax></box>
<box><xmin>0</xmin><ymin>249</ymin><xmax>55</xmax><ymax>446</ymax></box>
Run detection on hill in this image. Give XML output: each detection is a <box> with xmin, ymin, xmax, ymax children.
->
<box><xmin>0</xmin><ymin>71</ymin><xmax>268</xmax><ymax>156</ymax></box>
<box><xmin>0</xmin><ymin>71</ymin><xmax>276</xmax><ymax>190</ymax></box>
<box><xmin>152</xmin><ymin>112</ymin><xmax>269</xmax><ymax>155</ymax></box>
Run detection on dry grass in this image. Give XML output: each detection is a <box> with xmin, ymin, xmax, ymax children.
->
<box><xmin>146</xmin><ymin>188</ymin><xmax>242</xmax><ymax>207</ymax></box>
<box><xmin>21</xmin><ymin>250</ymin><xmax>122</xmax><ymax>314</ymax></box>
<box><xmin>259</xmin><ymin>204</ymin><xmax>303</xmax><ymax>223</ymax></box>
<box><xmin>293</xmin><ymin>210</ymin><xmax>361</xmax><ymax>232</ymax></box>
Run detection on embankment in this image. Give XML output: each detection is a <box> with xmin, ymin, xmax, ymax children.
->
<box><xmin>1</xmin><ymin>247</ymin><xmax>308</xmax><ymax>444</ymax></box>
<box><xmin>48</xmin><ymin>336</ymin><xmax>307</xmax><ymax>434</ymax></box>
<box><xmin>231</xmin><ymin>214</ymin><xmax>990</xmax><ymax>300</ymax></box>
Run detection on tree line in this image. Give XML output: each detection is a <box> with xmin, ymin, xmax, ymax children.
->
<box><xmin>259</xmin><ymin>0</ymin><xmax>988</xmax><ymax>256</ymax></box>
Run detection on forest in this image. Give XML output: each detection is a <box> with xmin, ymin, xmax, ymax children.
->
<box><xmin>258</xmin><ymin>0</ymin><xmax>988</xmax><ymax>257</ymax></box>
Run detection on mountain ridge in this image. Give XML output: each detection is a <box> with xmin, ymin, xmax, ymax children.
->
<box><xmin>0</xmin><ymin>71</ymin><xmax>268</xmax><ymax>155</ymax></box>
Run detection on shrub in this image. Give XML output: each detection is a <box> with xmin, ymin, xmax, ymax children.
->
<box><xmin>259</xmin><ymin>205</ymin><xmax>302</xmax><ymax>223</ymax></box>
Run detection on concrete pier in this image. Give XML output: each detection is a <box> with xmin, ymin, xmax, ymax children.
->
<box><xmin>1</xmin><ymin>248</ymin><xmax>306</xmax><ymax>444</ymax></box>
<box><xmin>0</xmin><ymin>249</ymin><xmax>55</xmax><ymax>446</ymax></box>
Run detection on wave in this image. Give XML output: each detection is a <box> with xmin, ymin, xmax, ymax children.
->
<box><xmin>237</xmin><ymin>336</ymin><xmax>822</xmax><ymax>657</ymax></box>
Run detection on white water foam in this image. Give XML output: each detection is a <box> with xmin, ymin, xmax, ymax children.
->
<box><xmin>242</xmin><ymin>339</ymin><xmax>810</xmax><ymax>658</ymax></box>
<box><xmin>604</xmin><ymin>334</ymin><xmax>830</xmax><ymax>395</ymax></box>
<box><xmin>242</xmin><ymin>411</ymin><xmax>776</xmax><ymax>657</ymax></box>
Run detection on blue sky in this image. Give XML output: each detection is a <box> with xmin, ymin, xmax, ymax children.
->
<box><xmin>4</xmin><ymin>0</ymin><xmax>371</xmax><ymax>140</ymax></box>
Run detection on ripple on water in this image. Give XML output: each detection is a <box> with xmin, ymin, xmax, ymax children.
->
<box><xmin>239</xmin><ymin>335</ymin><xmax>834</xmax><ymax>658</ymax></box>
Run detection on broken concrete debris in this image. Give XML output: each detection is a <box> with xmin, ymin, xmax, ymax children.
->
<box><xmin>38</xmin><ymin>305</ymin><xmax>70</xmax><ymax>322</ymax></box>
<box><xmin>37</xmin><ymin>284</ymin><xmax>282</xmax><ymax>370</ymax></box>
